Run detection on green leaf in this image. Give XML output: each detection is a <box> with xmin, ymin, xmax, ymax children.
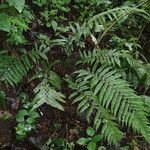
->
<box><xmin>87</xmin><ymin>141</ymin><xmax>96</xmax><ymax>150</ymax></box>
<box><xmin>16</xmin><ymin>110</ymin><xmax>28</xmax><ymax>122</ymax></box>
<box><xmin>26</xmin><ymin>117</ymin><xmax>35</xmax><ymax>124</ymax></box>
<box><xmin>0</xmin><ymin>90</ymin><xmax>6</xmax><ymax>107</ymax></box>
<box><xmin>7</xmin><ymin>0</ymin><xmax>25</xmax><ymax>13</ymax></box>
<box><xmin>15</xmin><ymin>123</ymin><xmax>25</xmax><ymax>133</ymax></box>
<box><xmin>32</xmin><ymin>79</ymin><xmax>65</xmax><ymax>111</ymax></box>
<box><xmin>93</xmin><ymin>134</ymin><xmax>103</xmax><ymax>142</ymax></box>
<box><xmin>86</xmin><ymin>127</ymin><xmax>95</xmax><ymax>137</ymax></box>
<box><xmin>54</xmin><ymin>138</ymin><xmax>65</xmax><ymax>147</ymax></box>
<box><xmin>76</xmin><ymin>137</ymin><xmax>91</xmax><ymax>146</ymax></box>
<box><xmin>0</xmin><ymin>13</ymin><xmax>11</xmax><ymax>32</ymax></box>
<box><xmin>49</xmin><ymin>71</ymin><xmax>62</xmax><ymax>89</ymax></box>
<box><xmin>51</xmin><ymin>20</ymin><xmax>57</xmax><ymax>32</ymax></box>
<box><xmin>28</xmin><ymin>111</ymin><xmax>39</xmax><ymax>119</ymax></box>
<box><xmin>120</xmin><ymin>146</ymin><xmax>129</xmax><ymax>150</ymax></box>
<box><xmin>98</xmin><ymin>146</ymin><xmax>107</xmax><ymax>150</ymax></box>
<box><xmin>24</xmin><ymin>124</ymin><xmax>33</xmax><ymax>132</ymax></box>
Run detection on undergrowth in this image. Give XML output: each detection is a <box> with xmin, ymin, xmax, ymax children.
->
<box><xmin>0</xmin><ymin>0</ymin><xmax>150</xmax><ymax>149</ymax></box>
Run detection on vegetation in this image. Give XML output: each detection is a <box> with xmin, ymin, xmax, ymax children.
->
<box><xmin>0</xmin><ymin>0</ymin><xmax>150</xmax><ymax>149</ymax></box>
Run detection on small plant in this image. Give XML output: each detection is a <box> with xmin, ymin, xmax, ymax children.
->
<box><xmin>15</xmin><ymin>93</ymin><xmax>39</xmax><ymax>140</ymax></box>
<box><xmin>42</xmin><ymin>137</ymin><xmax>75</xmax><ymax>150</ymax></box>
<box><xmin>34</xmin><ymin>0</ymin><xmax>71</xmax><ymax>31</ymax></box>
<box><xmin>52</xmin><ymin>22</ymin><xmax>91</xmax><ymax>56</ymax></box>
<box><xmin>76</xmin><ymin>127</ymin><xmax>106</xmax><ymax>150</ymax></box>
<box><xmin>0</xmin><ymin>1</ymin><xmax>34</xmax><ymax>47</ymax></box>
<box><xmin>30</xmin><ymin>69</ymin><xmax>66</xmax><ymax>111</ymax></box>
<box><xmin>15</xmin><ymin>109</ymin><xmax>39</xmax><ymax>140</ymax></box>
<box><xmin>0</xmin><ymin>111</ymin><xmax>12</xmax><ymax>121</ymax></box>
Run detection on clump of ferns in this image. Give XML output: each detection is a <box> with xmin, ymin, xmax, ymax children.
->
<box><xmin>66</xmin><ymin>49</ymin><xmax>150</xmax><ymax>145</ymax></box>
<box><xmin>50</xmin><ymin>4</ymin><xmax>150</xmax><ymax>56</ymax></box>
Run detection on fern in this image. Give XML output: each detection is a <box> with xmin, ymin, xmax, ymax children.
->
<box><xmin>0</xmin><ymin>13</ymin><xmax>11</xmax><ymax>32</ymax></box>
<box><xmin>142</xmin><ymin>95</ymin><xmax>150</xmax><ymax>114</ymax></box>
<box><xmin>7</xmin><ymin>0</ymin><xmax>25</xmax><ymax>13</ymax></box>
<box><xmin>78</xmin><ymin>49</ymin><xmax>122</xmax><ymax>67</ymax></box>
<box><xmin>79</xmin><ymin>49</ymin><xmax>145</xmax><ymax>76</ymax></box>
<box><xmin>51</xmin><ymin>22</ymin><xmax>90</xmax><ymax>56</ymax></box>
<box><xmin>67</xmin><ymin>48</ymin><xmax>150</xmax><ymax>144</ymax></box>
<box><xmin>31</xmin><ymin>79</ymin><xmax>65</xmax><ymax>111</ymax></box>
<box><xmin>78</xmin><ymin>49</ymin><xmax>150</xmax><ymax>89</ymax></box>
<box><xmin>88</xmin><ymin>6</ymin><xmax>149</xmax><ymax>29</ymax></box>
<box><xmin>51</xmin><ymin>5</ymin><xmax>150</xmax><ymax>56</ymax></box>
<box><xmin>0</xmin><ymin>48</ymin><xmax>48</xmax><ymax>86</ymax></box>
<box><xmin>87</xmin><ymin>5</ymin><xmax>150</xmax><ymax>44</ymax></box>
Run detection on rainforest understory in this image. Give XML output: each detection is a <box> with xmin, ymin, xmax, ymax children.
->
<box><xmin>0</xmin><ymin>0</ymin><xmax>150</xmax><ymax>150</ymax></box>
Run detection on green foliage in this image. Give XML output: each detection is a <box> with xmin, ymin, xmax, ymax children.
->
<box><xmin>50</xmin><ymin>2</ymin><xmax>150</xmax><ymax>56</ymax></box>
<box><xmin>7</xmin><ymin>0</ymin><xmax>25</xmax><ymax>13</ymax></box>
<box><xmin>79</xmin><ymin>48</ymin><xmax>150</xmax><ymax>89</ymax></box>
<box><xmin>0</xmin><ymin>0</ymin><xmax>33</xmax><ymax>45</ymax></box>
<box><xmin>109</xmin><ymin>36</ymin><xmax>142</xmax><ymax>51</ymax></box>
<box><xmin>67</xmin><ymin>49</ymin><xmax>150</xmax><ymax>144</ymax></box>
<box><xmin>142</xmin><ymin>95</ymin><xmax>150</xmax><ymax>114</ymax></box>
<box><xmin>31</xmin><ymin>78</ymin><xmax>66</xmax><ymax>111</ymax></box>
<box><xmin>33</xmin><ymin>0</ymin><xmax>48</xmax><ymax>7</ymax></box>
<box><xmin>76</xmin><ymin>127</ymin><xmax>105</xmax><ymax>150</ymax></box>
<box><xmin>0</xmin><ymin>48</ymin><xmax>48</xmax><ymax>86</ymax></box>
<box><xmin>0</xmin><ymin>0</ymin><xmax>150</xmax><ymax>148</ymax></box>
<box><xmin>87</xmin><ymin>5</ymin><xmax>149</xmax><ymax>45</ymax></box>
<box><xmin>0</xmin><ymin>13</ymin><xmax>11</xmax><ymax>32</ymax></box>
<box><xmin>15</xmin><ymin>109</ymin><xmax>39</xmax><ymax>140</ymax></box>
<box><xmin>0</xmin><ymin>10</ymin><xmax>29</xmax><ymax>45</ymax></box>
<box><xmin>42</xmin><ymin>138</ymin><xmax>75</xmax><ymax>150</ymax></box>
<box><xmin>0</xmin><ymin>111</ymin><xmax>12</xmax><ymax>120</ymax></box>
<box><xmin>88</xmin><ymin>6</ymin><xmax>149</xmax><ymax>27</ymax></box>
<box><xmin>0</xmin><ymin>90</ymin><xmax>6</xmax><ymax>107</ymax></box>
<box><xmin>15</xmin><ymin>93</ymin><xmax>39</xmax><ymax>140</ymax></box>
<box><xmin>51</xmin><ymin>22</ymin><xmax>90</xmax><ymax>56</ymax></box>
<box><xmin>34</xmin><ymin>0</ymin><xmax>71</xmax><ymax>30</ymax></box>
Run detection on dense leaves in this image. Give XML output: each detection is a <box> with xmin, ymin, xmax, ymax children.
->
<box><xmin>7</xmin><ymin>0</ymin><xmax>25</xmax><ymax>12</ymax></box>
<box><xmin>0</xmin><ymin>0</ymin><xmax>150</xmax><ymax>149</ymax></box>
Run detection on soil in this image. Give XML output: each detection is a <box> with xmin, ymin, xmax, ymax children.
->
<box><xmin>0</xmin><ymin>105</ymin><xmax>88</xmax><ymax>149</ymax></box>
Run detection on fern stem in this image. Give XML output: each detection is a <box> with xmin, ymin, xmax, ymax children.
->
<box><xmin>94</xmin><ymin>2</ymin><xmax>150</xmax><ymax>47</ymax></box>
<box><xmin>96</xmin><ymin>15</ymin><xmax>124</xmax><ymax>47</ymax></box>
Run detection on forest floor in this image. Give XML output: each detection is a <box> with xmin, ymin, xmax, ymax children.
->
<box><xmin>0</xmin><ymin>25</ymin><xmax>149</xmax><ymax>150</ymax></box>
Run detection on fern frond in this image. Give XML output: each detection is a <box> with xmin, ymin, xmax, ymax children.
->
<box><xmin>88</xmin><ymin>6</ymin><xmax>149</xmax><ymax>29</ymax></box>
<box><xmin>87</xmin><ymin>6</ymin><xmax>149</xmax><ymax>43</ymax></box>
<box><xmin>31</xmin><ymin>79</ymin><xmax>66</xmax><ymax>111</ymax></box>
<box><xmin>93</xmin><ymin>99</ymin><xmax>124</xmax><ymax>144</ymax></box>
<box><xmin>79</xmin><ymin>49</ymin><xmax>150</xmax><ymax>89</ymax></box>
<box><xmin>142</xmin><ymin>95</ymin><xmax>150</xmax><ymax>114</ymax></box>
<box><xmin>69</xmin><ymin>65</ymin><xmax>150</xmax><ymax>144</ymax></box>
<box><xmin>79</xmin><ymin>49</ymin><xmax>144</xmax><ymax>69</ymax></box>
<box><xmin>79</xmin><ymin>49</ymin><xmax>121</xmax><ymax>66</ymax></box>
<box><xmin>0</xmin><ymin>49</ymin><xmax>48</xmax><ymax>86</ymax></box>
